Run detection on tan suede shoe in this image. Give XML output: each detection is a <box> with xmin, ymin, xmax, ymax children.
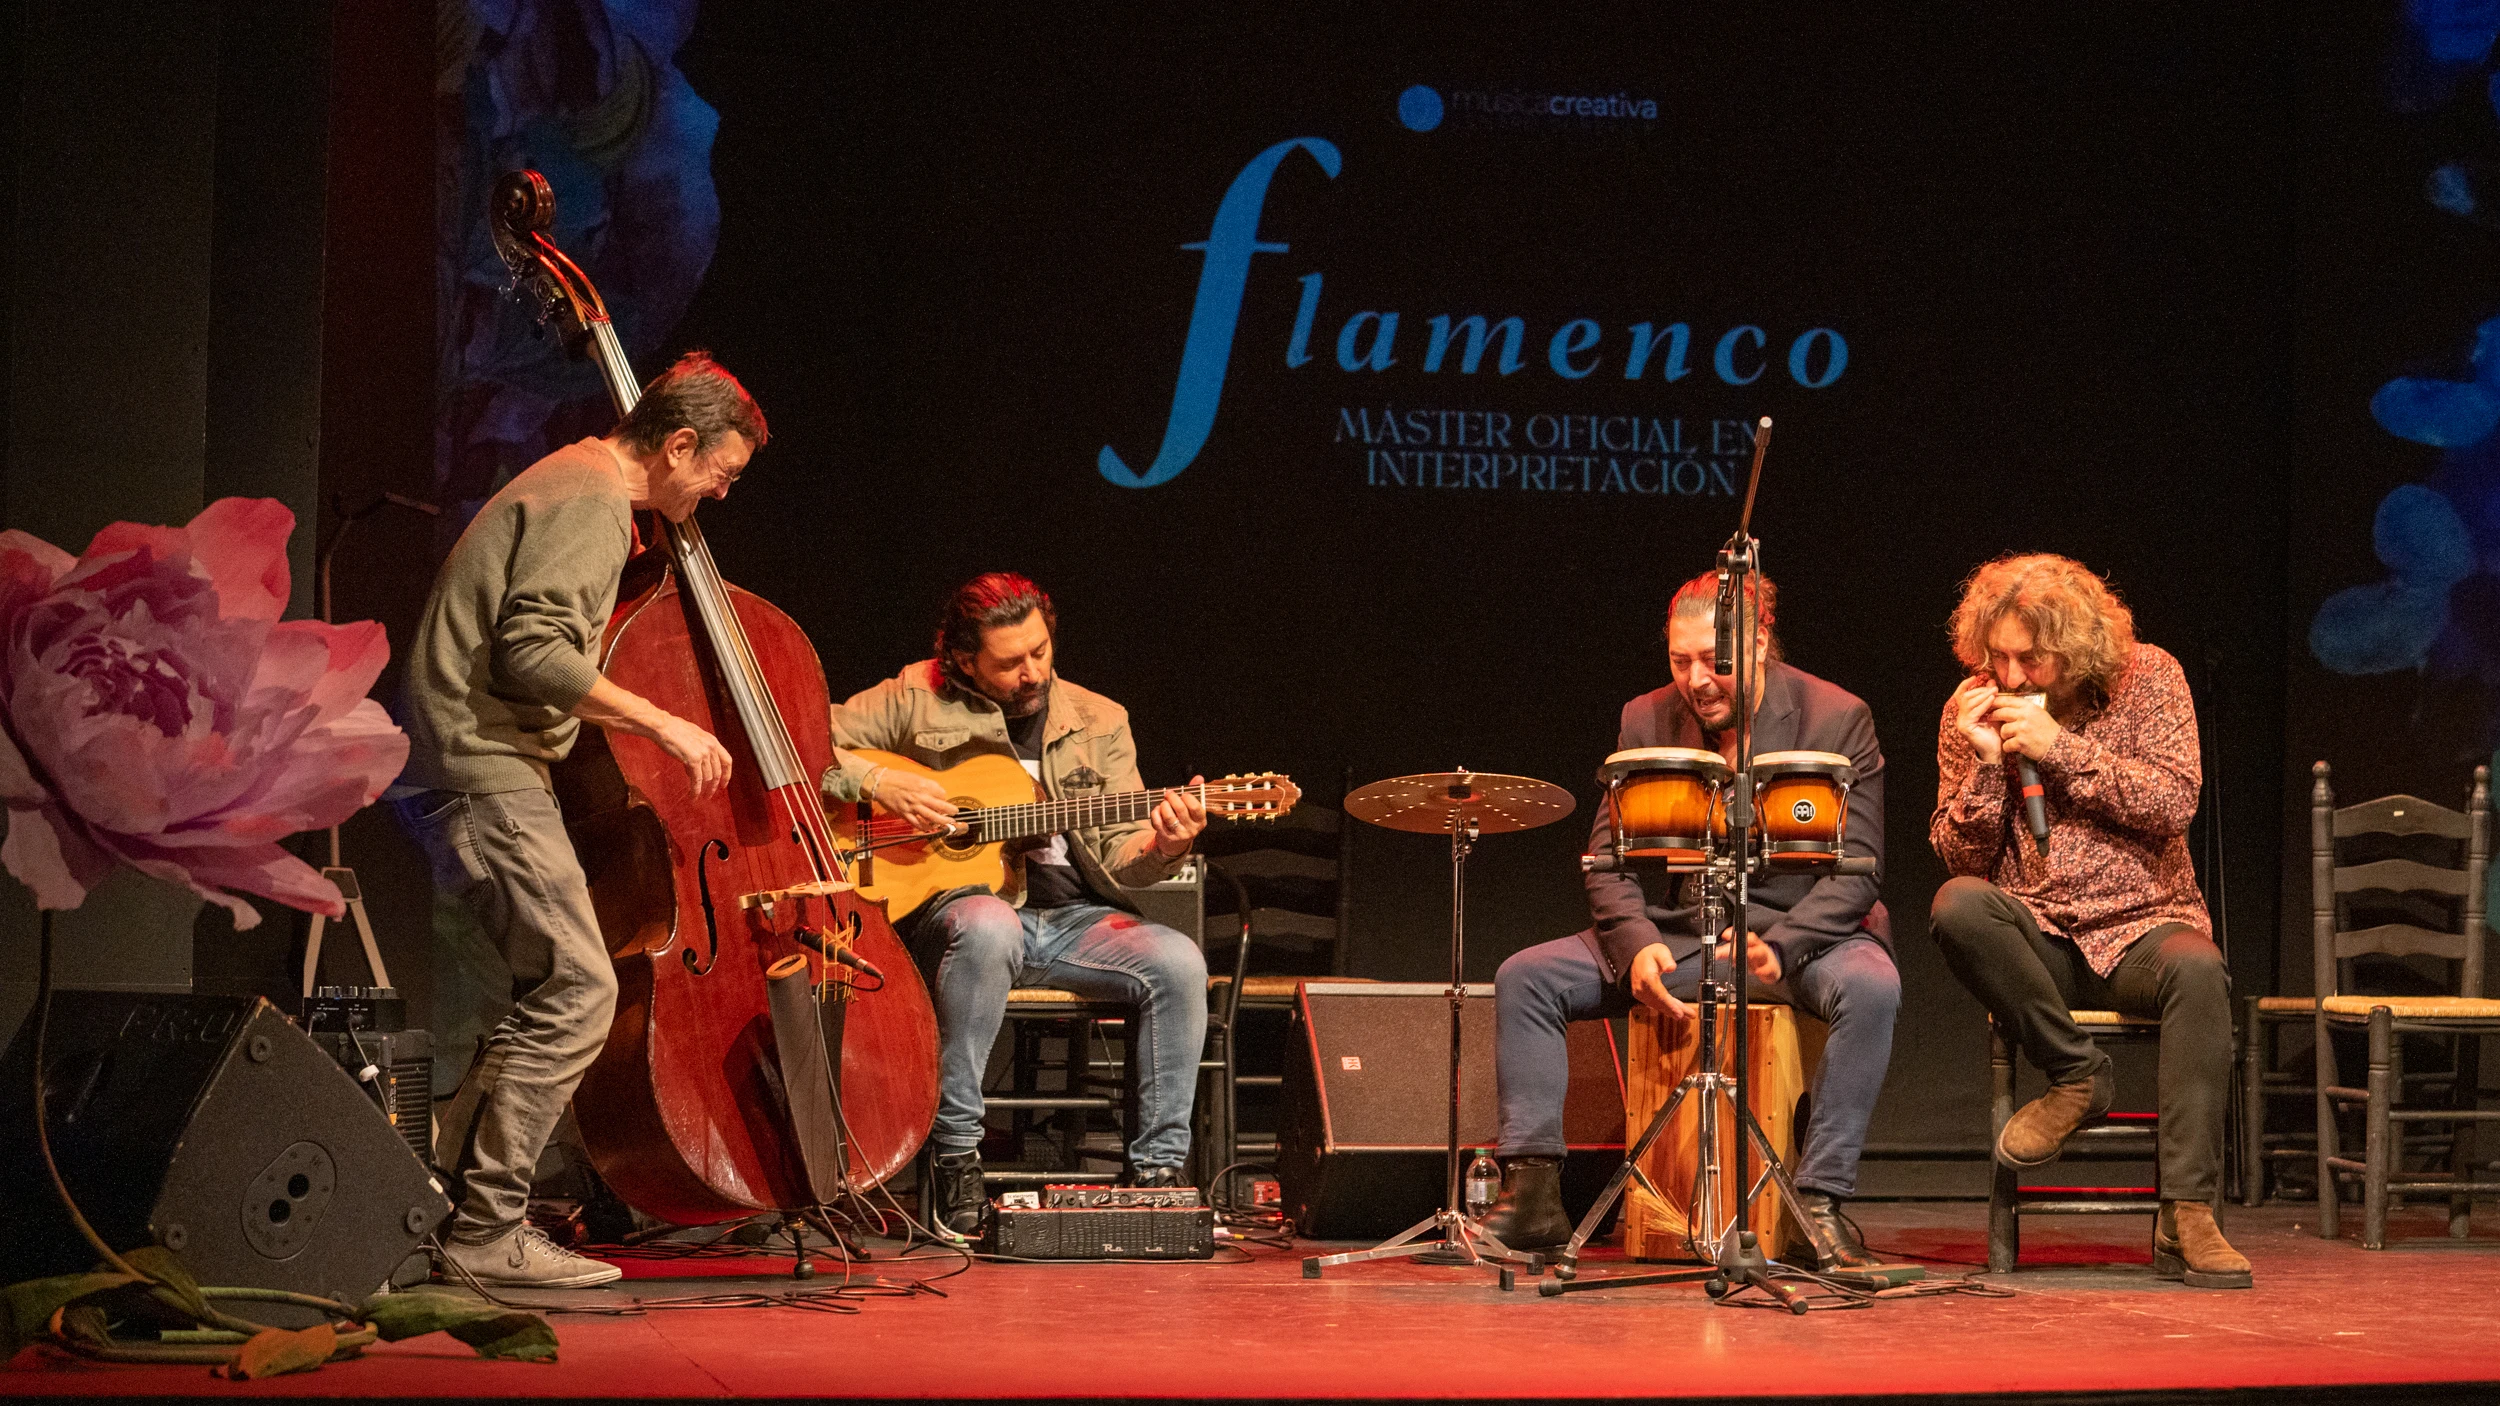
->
<box><xmin>1993</xmin><ymin>1058</ymin><xmax>2114</xmax><ymax>1168</ymax></box>
<box><xmin>2154</xmin><ymin>1200</ymin><xmax>2253</xmax><ymax>1289</ymax></box>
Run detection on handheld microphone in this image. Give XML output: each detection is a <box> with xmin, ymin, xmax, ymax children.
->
<box><xmin>2012</xmin><ymin>692</ymin><xmax>2050</xmax><ymax>850</ymax></box>
<box><xmin>1712</xmin><ymin>567</ymin><xmax>1737</xmax><ymax>673</ymax></box>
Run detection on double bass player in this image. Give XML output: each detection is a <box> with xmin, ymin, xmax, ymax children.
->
<box><xmin>392</xmin><ymin>352</ymin><xmax>766</xmax><ymax>1288</ymax></box>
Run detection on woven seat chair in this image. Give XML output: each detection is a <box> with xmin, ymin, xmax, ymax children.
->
<box><xmin>2309</xmin><ymin>763</ymin><xmax>2500</xmax><ymax>1248</ymax></box>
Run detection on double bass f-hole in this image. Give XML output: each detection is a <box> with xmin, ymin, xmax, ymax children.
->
<box><xmin>689</xmin><ymin>837</ymin><xmax>730</xmax><ymax>974</ymax></box>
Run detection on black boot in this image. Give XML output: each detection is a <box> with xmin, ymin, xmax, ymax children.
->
<box><xmin>932</xmin><ymin>1149</ymin><xmax>986</xmax><ymax>1240</ymax></box>
<box><xmin>1477</xmin><ymin>1156</ymin><xmax>1573</xmax><ymax>1251</ymax></box>
<box><xmin>1130</xmin><ymin>1165</ymin><xmax>1187</xmax><ymax>1188</ymax></box>
<box><xmin>1788</xmin><ymin>1188</ymin><xmax>1880</xmax><ymax>1271</ymax></box>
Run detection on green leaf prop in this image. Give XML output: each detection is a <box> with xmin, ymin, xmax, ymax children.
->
<box><xmin>119</xmin><ymin>1247</ymin><xmax>213</xmax><ymax>1325</ymax></box>
<box><xmin>358</xmin><ymin>1289</ymin><xmax>558</xmax><ymax>1362</ymax></box>
<box><xmin>2</xmin><ymin>1271</ymin><xmax>134</xmax><ymax>1356</ymax></box>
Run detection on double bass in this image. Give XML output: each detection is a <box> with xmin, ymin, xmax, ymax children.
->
<box><xmin>489</xmin><ymin>170</ymin><xmax>938</xmax><ymax>1224</ymax></box>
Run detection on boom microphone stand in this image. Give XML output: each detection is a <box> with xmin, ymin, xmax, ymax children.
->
<box><xmin>1533</xmin><ymin>418</ymin><xmax>1857</xmax><ymax>1311</ymax></box>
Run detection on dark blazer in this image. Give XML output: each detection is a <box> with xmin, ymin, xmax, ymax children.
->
<box><xmin>1579</xmin><ymin>660</ymin><xmax>1889</xmax><ymax>983</ymax></box>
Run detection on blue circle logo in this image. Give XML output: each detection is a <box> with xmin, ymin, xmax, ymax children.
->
<box><xmin>1398</xmin><ymin>85</ymin><xmax>1444</xmax><ymax>132</ymax></box>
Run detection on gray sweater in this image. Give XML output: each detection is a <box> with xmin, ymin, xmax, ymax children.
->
<box><xmin>398</xmin><ymin>439</ymin><xmax>632</xmax><ymax>793</ymax></box>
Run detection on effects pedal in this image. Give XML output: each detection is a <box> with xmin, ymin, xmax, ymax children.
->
<box><xmin>1043</xmin><ymin>1182</ymin><xmax>1203</xmax><ymax>1209</ymax></box>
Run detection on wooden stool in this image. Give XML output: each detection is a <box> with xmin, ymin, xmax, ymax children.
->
<box><xmin>1622</xmin><ymin>1001</ymin><xmax>1827</xmax><ymax>1261</ymax></box>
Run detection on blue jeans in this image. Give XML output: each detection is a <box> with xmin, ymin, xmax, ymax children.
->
<box><xmin>1494</xmin><ymin>932</ymin><xmax>1899</xmax><ymax>1198</ymax></box>
<box><xmin>921</xmin><ymin>895</ymin><xmax>1208</xmax><ymax>1171</ymax></box>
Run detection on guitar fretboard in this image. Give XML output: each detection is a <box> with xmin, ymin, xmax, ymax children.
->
<box><xmin>970</xmin><ymin>785</ymin><xmax>1206</xmax><ymax>842</ymax></box>
<box><xmin>852</xmin><ymin>780</ymin><xmax>1302</xmax><ymax>850</ymax></box>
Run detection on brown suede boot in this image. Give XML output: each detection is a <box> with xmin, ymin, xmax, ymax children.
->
<box><xmin>1993</xmin><ymin>1057</ymin><xmax>2114</xmax><ymax>1168</ymax></box>
<box><xmin>2153</xmin><ymin>1200</ymin><xmax>2252</xmax><ymax>1289</ymax></box>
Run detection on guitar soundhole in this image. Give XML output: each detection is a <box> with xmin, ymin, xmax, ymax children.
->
<box><xmin>936</xmin><ymin>800</ymin><xmax>985</xmax><ymax>856</ymax></box>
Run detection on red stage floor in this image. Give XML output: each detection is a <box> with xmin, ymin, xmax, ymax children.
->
<box><xmin>8</xmin><ymin>1202</ymin><xmax>2500</xmax><ymax>1402</ymax></box>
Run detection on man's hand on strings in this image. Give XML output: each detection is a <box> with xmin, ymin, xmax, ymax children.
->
<box><xmin>872</xmin><ymin>768</ymin><xmax>958</xmax><ymax>833</ymax></box>
<box><xmin>1150</xmin><ymin>776</ymin><xmax>1208</xmax><ymax>858</ymax></box>
<box><xmin>654</xmin><ymin>715</ymin><xmax>732</xmax><ymax>798</ymax></box>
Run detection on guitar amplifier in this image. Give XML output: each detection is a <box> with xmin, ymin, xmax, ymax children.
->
<box><xmin>308</xmin><ymin>1027</ymin><xmax>434</xmax><ymax>1166</ymax></box>
<box><xmin>1121</xmin><ymin>856</ymin><xmax>1203</xmax><ymax>945</ymax></box>
<box><xmin>990</xmin><ymin>1203</ymin><xmax>1215</xmax><ymax>1259</ymax></box>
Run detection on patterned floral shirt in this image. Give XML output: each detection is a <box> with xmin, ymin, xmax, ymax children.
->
<box><xmin>1930</xmin><ymin>642</ymin><xmax>2211</xmax><ymax>976</ymax></box>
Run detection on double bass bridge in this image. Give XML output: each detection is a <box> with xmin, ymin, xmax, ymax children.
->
<box><xmin>737</xmin><ymin>877</ymin><xmax>853</xmax><ymax>916</ymax></box>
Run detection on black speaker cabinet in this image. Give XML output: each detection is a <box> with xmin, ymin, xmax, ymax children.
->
<box><xmin>0</xmin><ymin>993</ymin><xmax>451</xmax><ymax>1321</ymax></box>
<box><xmin>1279</xmin><ymin>981</ymin><xmax>1624</xmax><ymax>1238</ymax></box>
<box><xmin>1122</xmin><ymin>856</ymin><xmax>1203</xmax><ymax>945</ymax></box>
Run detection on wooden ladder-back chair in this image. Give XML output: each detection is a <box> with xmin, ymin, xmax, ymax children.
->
<box><xmin>2310</xmin><ymin>762</ymin><xmax>2500</xmax><ymax>1248</ymax></box>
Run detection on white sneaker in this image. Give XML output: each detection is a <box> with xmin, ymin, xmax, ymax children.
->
<box><xmin>439</xmin><ymin>1224</ymin><xmax>622</xmax><ymax>1289</ymax></box>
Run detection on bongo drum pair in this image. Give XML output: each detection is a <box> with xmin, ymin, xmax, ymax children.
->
<box><xmin>1596</xmin><ymin>747</ymin><xmax>1853</xmax><ymax>869</ymax></box>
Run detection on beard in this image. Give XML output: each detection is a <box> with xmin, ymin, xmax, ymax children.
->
<box><xmin>1684</xmin><ymin>681</ymin><xmax>1736</xmax><ymax>733</ymax></box>
<box><xmin>1000</xmin><ymin>679</ymin><xmax>1050</xmax><ymax>717</ymax></box>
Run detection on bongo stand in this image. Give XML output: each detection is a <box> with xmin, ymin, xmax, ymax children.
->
<box><xmin>1534</xmin><ymin>417</ymin><xmax>1860</xmax><ymax>1311</ymax></box>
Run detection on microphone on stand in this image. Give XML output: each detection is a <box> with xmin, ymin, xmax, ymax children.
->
<box><xmin>2012</xmin><ymin>691</ymin><xmax>2051</xmax><ymax>850</ymax></box>
<box><xmin>794</xmin><ymin>926</ymin><xmax>887</xmax><ymax>982</ymax></box>
<box><xmin>1713</xmin><ymin>565</ymin><xmax>1737</xmax><ymax>673</ymax></box>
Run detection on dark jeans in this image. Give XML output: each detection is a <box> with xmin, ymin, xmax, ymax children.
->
<box><xmin>1928</xmin><ymin>876</ymin><xmax>2231</xmax><ymax>1202</ymax></box>
<box><xmin>1493</xmin><ymin>932</ymin><xmax>1900</xmax><ymax>1199</ymax></box>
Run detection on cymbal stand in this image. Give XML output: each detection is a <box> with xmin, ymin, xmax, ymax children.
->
<box><xmin>1304</xmin><ymin>807</ymin><xmax>1540</xmax><ymax>1281</ymax></box>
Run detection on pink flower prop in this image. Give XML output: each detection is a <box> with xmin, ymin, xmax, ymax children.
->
<box><xmin>0</xmin><ymin>498</ymin><xmax>408</xmax><ymax>928</ymax></box>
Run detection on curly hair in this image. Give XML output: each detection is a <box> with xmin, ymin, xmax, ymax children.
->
<box><xmin>1667</xmin><ymin>568</ymin><xmax>1782</xmax><ymax>663</ymax></box>
<box><xmin>1949</xmin><ymin>553</ymin><xmax>2135</xmax><ymax>701</ymax></box>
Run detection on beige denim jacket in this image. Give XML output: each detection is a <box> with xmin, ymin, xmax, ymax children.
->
<box><xmin>821</xmin><ymin>660</ymin><xmax>1184</xmax><ymax>910</ymax></box>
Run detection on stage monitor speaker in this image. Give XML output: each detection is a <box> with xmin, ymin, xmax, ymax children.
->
<box><xmin>0</xmin><ymin>992</ymin><xmax>452</xmax><ymax>1323</ymax></box>
<box><xmin>1278</xmin><ymin>981</ymin><xmax>1623</xmax><ymax>1238</ymax></box>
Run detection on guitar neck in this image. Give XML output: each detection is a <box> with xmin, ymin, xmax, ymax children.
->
<box><xmin>973</xmin><ymin>786</ymin><xmax>1196</xmax><ymax>843</ymax></box>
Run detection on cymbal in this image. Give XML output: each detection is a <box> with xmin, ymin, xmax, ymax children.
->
<box><xmin>1344</xmin><ymin>770</ymin><xmax>1576</xmax><ymax>834</ymax></box>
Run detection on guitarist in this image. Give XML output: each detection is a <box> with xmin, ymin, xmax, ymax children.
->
<box><xmin>822</xmin><ymin>571</ymin><xmax>1209</xmax><ymax>1237</ymax></box>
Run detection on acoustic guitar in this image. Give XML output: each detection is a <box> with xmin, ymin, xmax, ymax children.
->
<box><xmin>832</xmin><ymin>750</ymin><xmax>1300</xmax><ymax>918</ymax></box>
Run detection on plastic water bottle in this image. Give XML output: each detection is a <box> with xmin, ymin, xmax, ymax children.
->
<box><xmin>1465</xmin><ymin>1151</ymin><xmax>1501</xmax><ymax>1218</ymax></box>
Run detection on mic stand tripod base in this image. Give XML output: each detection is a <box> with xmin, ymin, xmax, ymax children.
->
<box><xmin>1538</xmin><ymin>1063</ymin><xmax>1841</xmax><ymax>1288</ymax></box>
<box><xmin>1301</xmin><ymin>1207</ymin><xmax>1543</xmax><ymax>1280</ymax></box>
<box><xmin>1535</xmin><ymin>1224</ymin><xmax>1810</xmax><ymax>1314</ymax></box>
<box><xmin>1524</xmin><ymin>852</ymin><xmax>1844</xmax><ymax>1305</ymax></box>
